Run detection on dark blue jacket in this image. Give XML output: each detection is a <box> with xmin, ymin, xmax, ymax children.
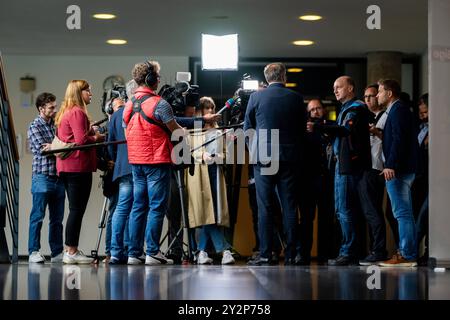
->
<box><xmin>244</xmin><ymin>83</ymin><xmax>306</xmax><ymax>163</ymax></box>
<box><xmin>383</xmin><ymin>100</ymin><xmax>418</xmax><ymax>174</ymax></box>
<box><xmin>108</xmin><ymin>107</ymin><xmax>132</xmax><ymax>182</ymax></box>
<box><xmin>315</xmin><ymin>99</ymin><xmax>371</xmax><ymax>175</ymax></box>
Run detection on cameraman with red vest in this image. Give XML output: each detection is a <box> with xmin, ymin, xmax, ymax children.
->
<box><xmin>123</xmin><ymin>60</ymin><xmax>183</xmax><ymax>265</ymax></box>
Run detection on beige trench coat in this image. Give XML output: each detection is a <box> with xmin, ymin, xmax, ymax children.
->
<box><xmin>186</xmin><ymin>130</ymin><xmax>229</xmax><ymax>228</ymax></box>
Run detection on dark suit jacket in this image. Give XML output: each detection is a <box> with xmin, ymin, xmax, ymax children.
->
<box><xmin>244</xmin><ymin>83</ymin><xmax>306</xmax><ymax>163</ymax></box>
<box><xmin>383</xmin><ymin>100</ymin><xmax>418</xmax><ymax>174</ymax></box>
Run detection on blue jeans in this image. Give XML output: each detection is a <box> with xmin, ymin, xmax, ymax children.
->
<box><xmin>334</xmin><ymin>170</ymin><xmax>362</xmax><ymax>257</ymax></box>
<box><xmin>128</xmin><ymin>164</ymin><xmax>171</xmax><ymax>257</ymax></box>
<box><xmin>111</xmin><ymin>174</ymin><xmax>133</xmax><ymax>260</ymax></box>
<box><xmin>197</xmin><ymin>165</ymin><xmax>231</xmax><ymax>253</ymax></box>
<box><xmin>105</xmin><ymin>192</ymin><xmax>118</xmax><ymax>256</ymax></box>
<box><xmin>386</xmin><ymin>173</ymin><xmax>417</xmax><ymax>260</ymax></box>
<box><xmin>28</xmin><ymin>174</ymin><xmax>65</xmax><ymax>257</ymax></box>
<box><xmin>198</xmin><ymin>225</ymin><xmax>229</xmax><ymax>253</ymax></box>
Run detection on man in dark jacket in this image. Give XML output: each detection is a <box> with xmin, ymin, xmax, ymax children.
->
<box><xmin>307</xmin><ymin>76</ymin><xmax>371</xmax><ymax>266</ymax></box>
<box><xmin>244</xmin><ymin>62</ymin><xmax>306</xmax><ymax>265</ymax></box>
<box><xmin>377</xmin><ymin>79</ymin><xmax>419</xmax><ymax>267</ymax></box>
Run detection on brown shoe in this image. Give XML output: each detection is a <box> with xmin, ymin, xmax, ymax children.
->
<box><xmin>379</xmin><ymin>253</ymin><xmax>417</xmax><ymax>267</ymax></box>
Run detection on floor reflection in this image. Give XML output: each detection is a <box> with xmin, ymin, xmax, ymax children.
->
<box><xmin>0</xmin><ymin>263</ymin><xmax>441</xmax><ymax>300</ymax></box>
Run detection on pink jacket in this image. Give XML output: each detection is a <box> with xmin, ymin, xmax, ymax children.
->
<box><xmin>56</xmin><ymin>106</ymin><xmax>97</xmax><ymax>173</ymax></box>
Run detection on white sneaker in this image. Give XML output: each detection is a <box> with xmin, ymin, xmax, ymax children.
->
<box><xmin>127</xmin><ymin>255</ymin><xmax>145</xmax><ymax>265</ymax></box>
<box><xmin>51</xmin><ymin>252</ymin><xmax>64</xmax><ymax>263</ymax></box>
<box><xmin>29</xmin><ymin>251</ymin><xmax>45</xmax><ymax>263</ymax></box>
<box><xmin>63</xmin><ymin>250</ymin><xmax>94</xmax><ymax>264</ymax></box>
<box><xmin>198</xmin><ymin>251</ymin><xmax>213</xmax><ymax>265</ymax></box>
<box><xmin>145</xmin><ymin>252</ymin><xmax>174</xmax><ymax>265</ymax></box>
<box><xmin>221</xmin><ymin>250</ymin><xmax>235</xmax><ymax>265</ymax></box>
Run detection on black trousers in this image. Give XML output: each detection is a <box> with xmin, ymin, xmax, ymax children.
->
<box><xmin>254</xmin><ymin>163</ymin><xmax>298</xmax><ymax>260</ymax></box>
<box><xmin>60</xmin><ymin>172</ymin><xmax>92</xmax><ymax>247</ymax></box>
<box><xmin>357</xmin><ymin>169</ymin><xmax>387</xmax><ymax>255</ymax></box>
<box><xmin>297</xmin><ymin>172</ymin><xmax>335</xmax><ymax>261</ymax></box>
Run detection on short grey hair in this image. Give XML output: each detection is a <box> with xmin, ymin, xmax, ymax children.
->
<box><xmin>264</xmin><ymin>62</ymin><xmax>286</xmax><ymax>83</ymax></box>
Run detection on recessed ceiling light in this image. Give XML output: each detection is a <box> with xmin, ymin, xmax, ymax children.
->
<box><xmin>106</xmin><ymin>39</ymin><xmax>127</xmax><ymax>45</ymax></box>
<box><xmin>287</xmin><ymin>68</ymin><xmax>303</xmax><ymax>73</ymax></box>
<box><xmin>292</xmin><ymin>40</ymin><xmax>314</xmax><ymax>46</ymax></box>
<box><xmin>299</xmin><ymin>15</ymin><xmax>322</xmax><ymax>21</ymax></box>
<box><xmin>285</xmin><ymin>83</ymin><xmax>298</xmax><ymax>88</ymax></box>
<box><xmin>93</xmin><ymin>13</ymin><xmax>116</xmax><ymax>20</ymax></box>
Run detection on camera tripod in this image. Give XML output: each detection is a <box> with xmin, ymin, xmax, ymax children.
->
<box><xmin>160</xmin><ymin>168</ymin><xmax>194</xmax><ymax>264</ymax></box>
<box><xmin>91</xmin><ymin>196</ymin><xmax>111</xmax><ymax>264</ymax></box>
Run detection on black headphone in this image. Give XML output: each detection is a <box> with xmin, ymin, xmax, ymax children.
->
<box><xmin>144</xmin><ymin>60</ymin><xmax>158</xmax><ymax>87</ymax></box>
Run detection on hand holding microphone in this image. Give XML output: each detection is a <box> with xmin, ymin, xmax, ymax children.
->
<box><xmin>217</xmin><ymin>96</ymin><xmax>238</xmax><ymax>115</ymax></box>
<box><xmin>203</xmin><ymin>113</ymin><xmax>221</xmax><ymax>124</ymax></box>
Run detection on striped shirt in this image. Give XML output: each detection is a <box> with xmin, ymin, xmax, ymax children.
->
<box><xmin>27</xmin><ymin>116</ymin><xmax>57</xmax><ymax>176</ymax></box>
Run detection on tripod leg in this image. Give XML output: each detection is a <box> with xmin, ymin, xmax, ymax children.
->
<box><xmin>175</xmin><ymin>169</ymin><xmax>193</xmax><ymax>262</ymax></box>
<box><xmin>91</xmin><ymin>197</ymin><xmax>109</xmax><ymax>262</ymax></box>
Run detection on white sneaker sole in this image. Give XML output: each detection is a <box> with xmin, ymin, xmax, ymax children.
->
<box><xmin>379</xmin><ymin>262</ymin><xmax>418</xmax><ymax>267</ymax></box>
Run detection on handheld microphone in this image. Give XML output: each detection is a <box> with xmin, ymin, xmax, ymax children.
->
<box><xmin>217</xmin><ymin>97</ymin><xmax>238</xmax><ymax>115</ymax></box>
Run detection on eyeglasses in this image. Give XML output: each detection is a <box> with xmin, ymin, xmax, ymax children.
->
<box><xmin>364</xmin><ymin>95</ymin><xmax>377</xmax><ymax>99</ymax></box>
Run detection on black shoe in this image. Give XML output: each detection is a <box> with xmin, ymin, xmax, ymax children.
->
<box><xmin>417</xmin><ymin>255</ymin><xmax>429</xmax><ymax>266</ymax></box>
<box><xmin>271</xmin><ymin>252</ymin><xmax>280</xmax><ymax>265</ymax></box>
<box><xmin>359</xmin><ymin>252</ymin><xmax>388</xmax><ymax>266</ymax></box>
<box><xmin>167</xmin><ymin>253</ymin><xmax>182</xmax><ymax>265</ymax></box>
<box><xmin>247</xmin><ymin>255</ymin><xmax>272</xmax><ymax>266</ymax></box>
<box><xmin>108</xmin><ymin>257</ymin><xmax>127</xmax><ymax>265</ymax></box>
<box><xmin>294</xmin><ymin>255</ymin><xmax>311</xmax><ymax>266</ymax></box>
<box><xmin>328</xmin><ymin>255</ymin><xmax>358</xmax><ymax>266</ymax></box>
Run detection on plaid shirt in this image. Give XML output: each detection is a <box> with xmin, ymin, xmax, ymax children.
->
<box><xmin>28</xmin><ymin>116</ymin><xmax>57</xmax><ymax>176</ymax></box>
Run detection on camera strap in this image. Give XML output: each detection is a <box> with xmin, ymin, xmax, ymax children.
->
<box><xmin>130</xmin><ymin>95</ymin><xmax>171</xmax><ymax>136</ymax></box>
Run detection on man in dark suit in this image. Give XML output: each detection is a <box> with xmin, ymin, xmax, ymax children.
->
<box><xmin>244</xmin><ymin>62</ymin><xmax>306</xmax><ymax>265</ymax></box>
<box><xmin>377</xmin><ymin>79</ymin><xmax>419</xmax><ymax>267</ymax></box>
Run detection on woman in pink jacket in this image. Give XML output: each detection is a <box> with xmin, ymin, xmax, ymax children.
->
<box><xmin>55</xmin><ymin>80</ymin><xmax>104</xmax><ymax>264</ymax></box>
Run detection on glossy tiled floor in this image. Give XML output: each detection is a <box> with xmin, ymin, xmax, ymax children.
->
<box><xmin>1</xmin><ymin>262</ymin><xmax>449</xmax><ymax>300</ymax></box>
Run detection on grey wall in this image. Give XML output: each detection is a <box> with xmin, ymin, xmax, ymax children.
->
<box><xmin>3</xmin><ymin>55</ymin><xmax>189</xmax><ymax>256</ymax></box>
<box><xmin>429</xmin><ymin>0</ymin><xmax>450</xmax><ymax>265</ymax></box>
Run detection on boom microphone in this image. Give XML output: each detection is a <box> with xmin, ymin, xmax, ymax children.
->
<box><xmin>217</xmin><ymin>97</ymin><xmax>238</xmax><ymax>115</ymax></box>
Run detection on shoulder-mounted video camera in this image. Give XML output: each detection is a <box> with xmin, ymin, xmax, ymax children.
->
<box><xmin>158</xmin><ymin>72</ymin><xmax>200</xmax><ymax>117</ymax></box>
<box><xmin>101</xmin><ymin>84</ymin><xmax>128</xmax><ymax>116</ymax></box>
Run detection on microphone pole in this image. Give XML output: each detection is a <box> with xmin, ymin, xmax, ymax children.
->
<box><xmin>91</xmin><ymin>117</ymin><xmax>109</xmax><ymax>126</ymax></box>
<box><xmin>187</xmin><ymin>122</ymin><xmax>244</xmax><ymax>134</ymax></box>
<box><xmin>42</xmin><ymin>140</ymin><xmax>127</xmax><ymax>156</ymax></box>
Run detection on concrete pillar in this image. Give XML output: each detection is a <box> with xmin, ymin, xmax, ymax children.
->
<box><xmin>367</xmin><ymin>51</ymin><xmax>402</xmax><ymax>85</ymax></box>
<box><xmin>429</xmin><ymin>0</ymin><xmax>450</xmax><ymax>269</ymax></box>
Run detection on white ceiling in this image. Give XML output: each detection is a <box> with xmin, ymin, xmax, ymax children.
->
<box><xmin>0</xmin><ymin>0</ymin><xmax>427</xmax><ymax>57</ymax></box>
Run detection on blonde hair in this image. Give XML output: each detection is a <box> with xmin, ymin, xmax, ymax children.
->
<box><xmin>55</xmin><ymin>80</ymin><xmax>90</xmax><ymax>127</ymax></box>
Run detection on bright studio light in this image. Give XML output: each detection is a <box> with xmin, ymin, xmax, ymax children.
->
<box><xmin>201</xmin><ymin>34</ymin><xmax>238</xmax><ymax>70</ymax></box>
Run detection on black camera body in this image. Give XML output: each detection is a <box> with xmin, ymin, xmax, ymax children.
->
<box><xmin>229</xmin><ymin>74</ymin><xmax>259</xmax><ymax>124</ymax></box>
<box><xmin>101</xmin><ymin>84</ymin><xmax>128</xmax><ymax>116</ymax></box>
<box><xmin>158</xmin><ymin>82</ymin><xmax>200</xmax><ymax>117</ymax></box>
